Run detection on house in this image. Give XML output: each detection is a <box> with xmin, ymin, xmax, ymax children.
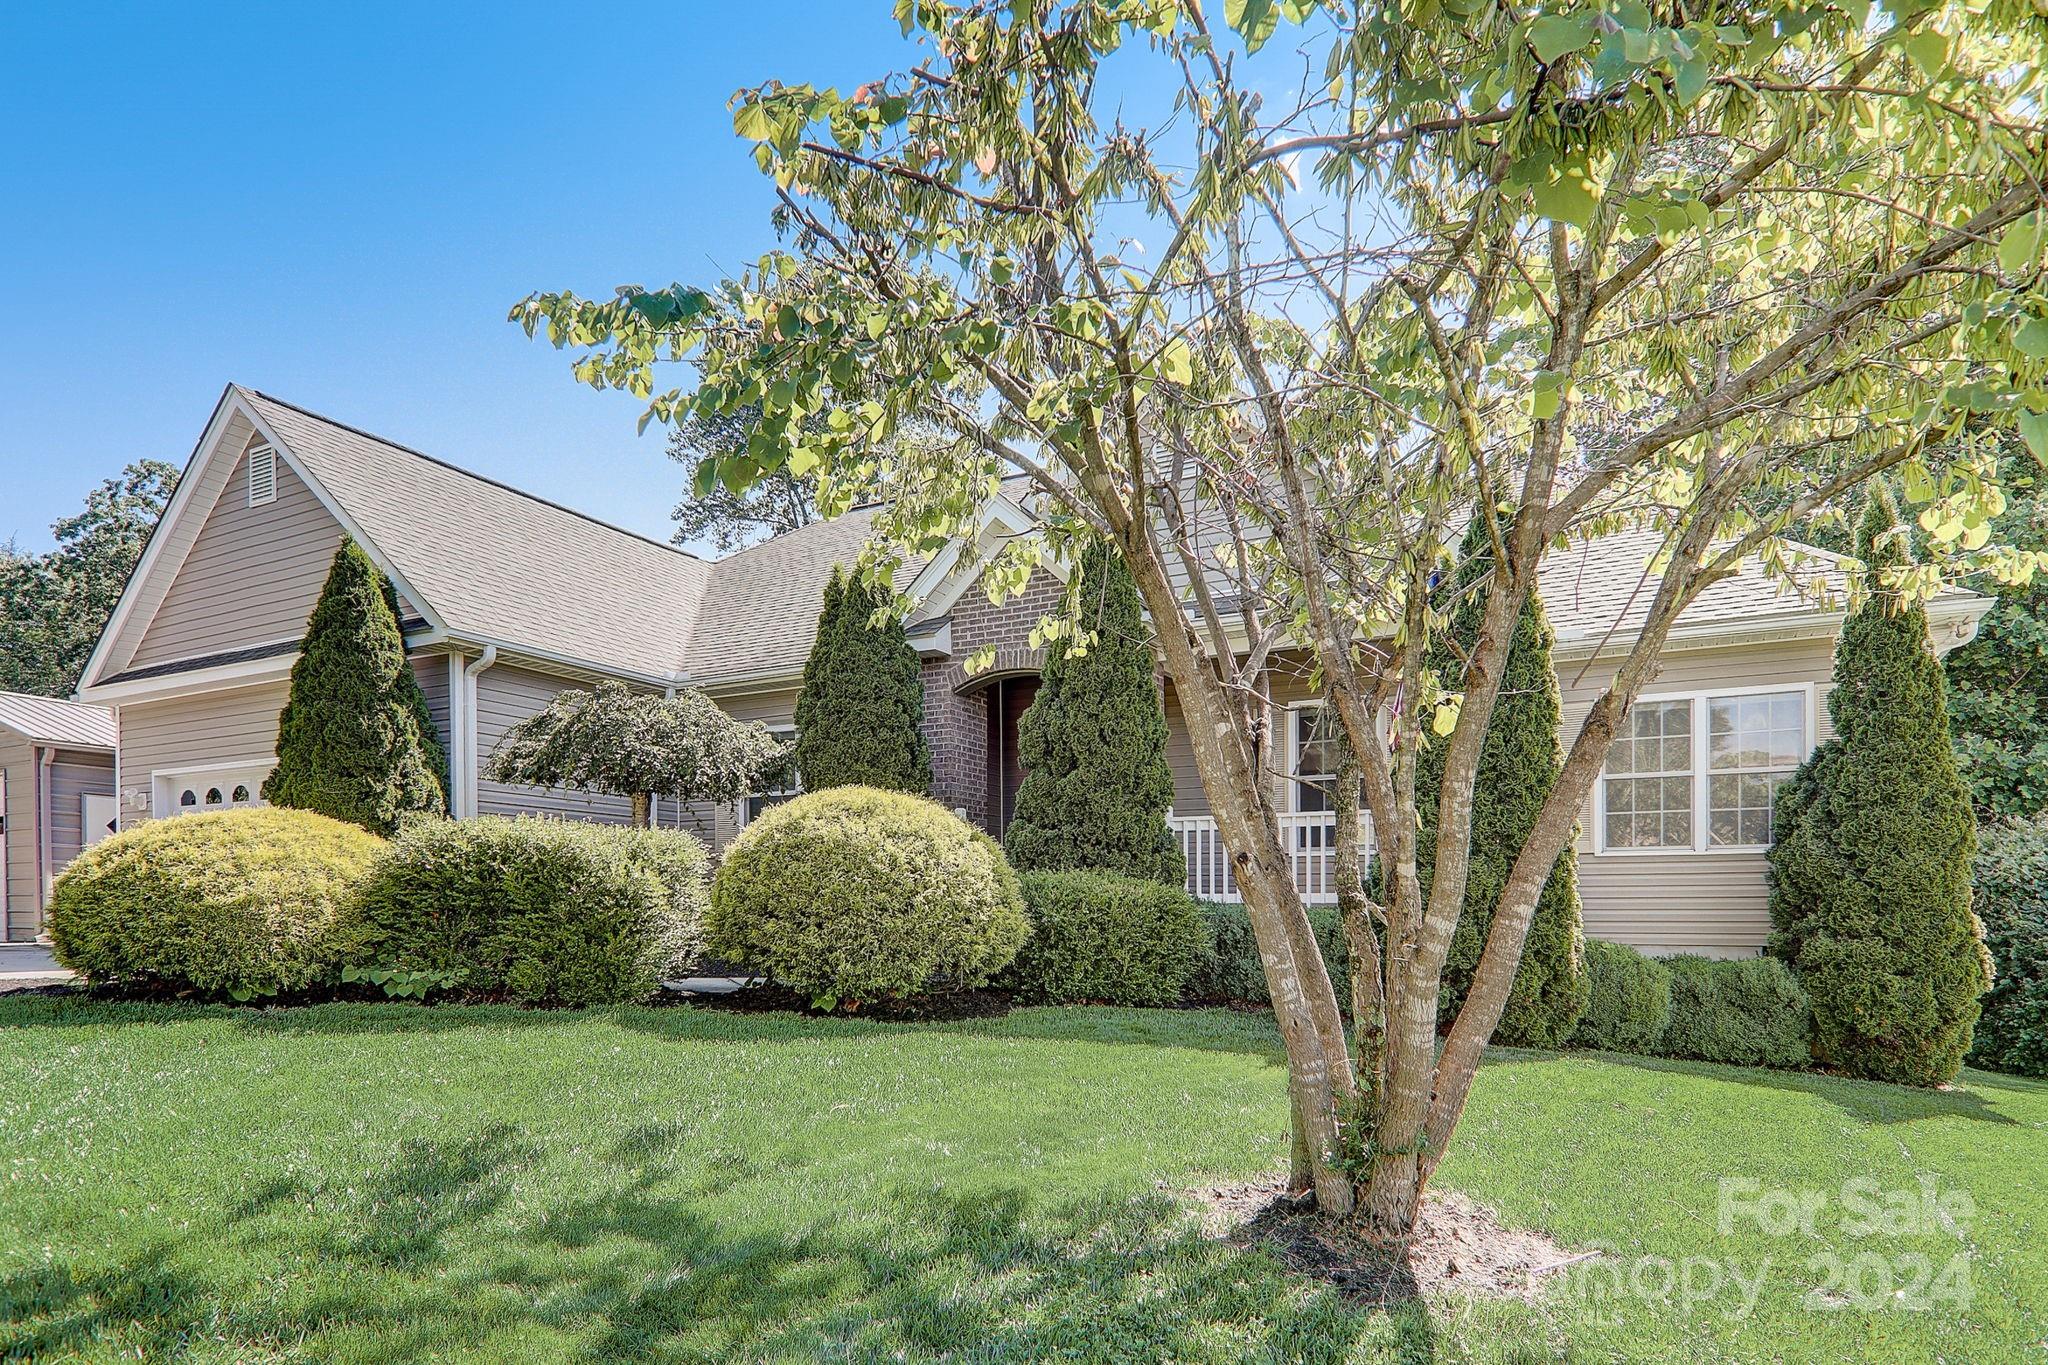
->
<box><xmin>72</xmin><ymin>385</ymin><xmax>1994</xmax><ymax>957</ymax></box>
<box><xmin>0</xmin><ymin>692</ymin><xmax>116</xmax><ymax>941</ymax></box>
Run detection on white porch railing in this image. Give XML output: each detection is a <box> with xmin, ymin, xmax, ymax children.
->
<box><xmin>1168</xmin><ymin>809</ymin><xmax>1373</xmax><ymax>905</ymax></box>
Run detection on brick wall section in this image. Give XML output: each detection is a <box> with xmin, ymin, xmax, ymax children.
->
<box><xmin>920</xmin><ymin>568</ymin><xmax>1067</xmax><ymax>831</ymax></box>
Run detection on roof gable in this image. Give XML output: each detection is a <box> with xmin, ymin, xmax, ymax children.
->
<box><xmin>241</xmin><ymin>390</ymin><xmax>712</xmax><ymax>683</ymax></box>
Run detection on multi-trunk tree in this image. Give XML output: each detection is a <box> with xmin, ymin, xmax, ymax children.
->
<box><xmin>1004</xmin><ymin>537</ymin><xmax>1185</xmax><ymax>886</ymax></box>
<box><xmin>265</xmin><ymin>538</ymin><xmax>446</xmax><ymax>834</ymax></box>
<box><xmin>1413</xmin><ymin>516</ymin><xmax>1587</xmax><ymax>1048</ymax></box>
<box><xmin>517</xmin><ymin>0</ymin><xmax>2046</xmax><ymax>1241</ymax></box>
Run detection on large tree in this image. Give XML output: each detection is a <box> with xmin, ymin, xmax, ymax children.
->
<box><xmin>669</xmin><ymin>401</ymin><xmax>819</xmax><ymax>553</ymax></box>
<box><xmin>0</xmin><ymin>460</ymin><xmax>178</xmax><ymax>696</ymax></box>
<box><xmin>264</xmin><ymin>539</ymin><xmax>447</xmax><ymax>834</ymax></box>
<box><xmin>484</xmin><ymin>680</ymin><xmax>788</xmax><ymax>827</ymax></box>
<box><xmin>792</xmin><ymin>567</ymin><xmax>932</xmax><ymax>792</ymax></box>
<box><xmin>1769</xmin><ymin>488</ymin><xmax>1991</xmax><ymax>1085</ymax></box>
<box><xmin>1004</xmin><ymin>537</ymin><xmax>1185</xmax><ymax>885</ymax></box>
<box><xmin>517</xmin><ymin>0</ymin><xmax>2046</xmax><ymax>1241</ymax></box>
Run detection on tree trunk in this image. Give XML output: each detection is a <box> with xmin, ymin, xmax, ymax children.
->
<box><xmin>630</xmin><ymin>790</ymin><xmax>651</xmax><ymax>829</ymax></box>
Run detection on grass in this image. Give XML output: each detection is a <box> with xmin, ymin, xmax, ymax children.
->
<box><xmin>0</xmin><ymin>998</ymin><xmax>2040</xmax><ymax>1363</ymax></box>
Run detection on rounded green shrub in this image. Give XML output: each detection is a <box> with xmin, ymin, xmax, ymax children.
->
<box><xmin>1569</xmin><ymin>939</ymin><xmax>1674</xmax><ymax>1054</ymax></box>
<box><xmin>1969</xmin><ymin>817</ymin><xmax>2048</xmax><ymax>1077</ymax></box>
<box><xmin>999</xmin><ymin>870</ymin><xmax>1206</xmax><ymax>1006</ymax></box>
<box><xmin>706</xmin><ymin>786</ymin><xmax>1027</xmax><ymax>1007</ymax></box>
<box><xmin>48</xmin><ymin>807</ymin><xmax>385</xmax><ymax>998</ymax></box>
<box><xmin>1659</xmin><ymin>955</ymin><xmax>1812</xmax><ymax>1070</ymax></box>
<box><xmin>339</xmin><ymin>816</ymin><xmax>707</xmax><ymax>1006</ymax></box>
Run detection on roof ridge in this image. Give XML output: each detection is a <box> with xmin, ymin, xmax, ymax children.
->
<box><xmin>241</xmin><ymin>386</ymin><xmax>707</xmax><ymax>567</ymax></box>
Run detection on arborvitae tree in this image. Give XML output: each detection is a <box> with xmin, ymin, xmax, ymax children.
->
<box><xmin>1004</xmin><ymin>539</ymin><xmax>1186</xmax><ymax>886</ymax></box>
<box><xmin>264</xmin><ymin>538</ymin><xmax>446</xmax><ymax>834</ymax></box>
<box><xmin>791</xmin><ymin>567</ymin><xmax>931</xmax><ymax>792</ymax></box>
<box><xmin>1414</xmin><ymin>516</ymin><xmax>1588</xmax><ymax>1047</ymax></box>
<box><xmin>1768</xmin><ymin>486</ymin><xmax>1991</xmax><ymax>1086</ymax></box>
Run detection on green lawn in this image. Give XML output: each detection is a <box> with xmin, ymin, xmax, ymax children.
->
<box><xmin>0</xmin><ymin>999</ymin><xmax>2040</xmax><ymax>1363</ymax></box>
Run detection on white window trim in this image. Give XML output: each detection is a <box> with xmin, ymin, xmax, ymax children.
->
<box><xmin>737</xmin><ymin>726</ymin><xmax>799</xmax><ymax>827</ymax></box>
<box><xmin>1285</xmin><ymin>701</ymin><xmax>1329</xmax><ymax>814</ymax></box>
<box><xmin>152</xmin><ymin>758</ymin><xmax>277</xmax><ymax>818</ymax></box>
<box><xmin>1592</xmin><ymin>681</ymin><xmax>1816</xmax><ymax>857</ymax></box>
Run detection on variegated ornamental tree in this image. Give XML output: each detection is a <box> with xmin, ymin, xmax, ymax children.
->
<box><xmin>518</xmin><ymin>0</ymin><xmax>2047</xmax><ymax>1240</ymax></box>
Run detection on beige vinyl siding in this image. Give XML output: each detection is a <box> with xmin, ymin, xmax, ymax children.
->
<box><xmin>1</xmin><ymin>734</ymin><xmax>34</xmax><ymax>939</ymax></box>
<box><xmin>1162</xmin><ymin>686</ymin><xmax>1208</xmax><ymax>815</ymax></box>
<box><xmin>473</xmin><ymin>664</ymin><xmax>635</xmax><ymax>823</ymax></box>
<box><xmin>411</xmin><ymin>651</ymin><xmax>451</xmax><ymax>760</ymax></box>
<box><xmin>127</xmin><ymin>435</ymin><xmax>350</xmax><ymax>671</ymax></box>
<box><xmin>101</xmin><ymin>412</ymin><xmax>262</xmax><ymax>677</ymax></box>
<box><xmin>2</xmin><ymin>740</ymin><xmax>114</xmax><ymax>939</ymax></box>
<box><xmin>1563</xmin><ymin>635</ymin><xmax>1837</xmax><ymax>956</ymax></box>
<box><xmin>701</xmin><ymin>686</ymin><xmax>799</xmax><ymax>852</ymax></box>
<box><xmin>117</xmin><ymin>681</ymin><xmax>290</xmax><ymax>828</ymax></box>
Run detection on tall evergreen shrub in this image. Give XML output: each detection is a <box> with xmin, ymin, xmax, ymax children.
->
<box><xmin>1414</xmin><ymin>516</ymin><xmax>1588</xmax><ymax>1047</ymax></box>
<box><xmin>1768</xmin><ymin>486</ymin><xmax>1991</xmax><ymax>1086</ymax></box>
<box><xmin>1004</xmin><ymin>539</ymin><xmax>1185</xmax><ymax>885</ymax></box>
<box><xmin>791</xmin><ymin>568</ymin><xmax>932</xmax><ymax>793</ymax></box>
<box><xmin>264</xmin><ymin>538</ymin><xmax>445</xmax><ymax>834</ymax></box>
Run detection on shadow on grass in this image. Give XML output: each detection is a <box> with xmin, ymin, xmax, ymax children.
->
<box><xmin>0</xmin><ymin>993</ymin><xmax>1293</xmax><ymax>1063</ymax></box>
<box><xmin>0</xmin><ymin>1123</ymin><xmax>1442</xmax><ymax>1365</ymax></box>
<box><xmin>1484</xmin><ymin>1044</ymin><xmax>2023</xmax><ymax>1126</ymax></box>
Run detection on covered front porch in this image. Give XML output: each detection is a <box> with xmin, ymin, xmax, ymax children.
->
<box><xmin>1167</xmin><ymin>809</ymin><xmax>1370</xmax><ymax>906</ymax></box>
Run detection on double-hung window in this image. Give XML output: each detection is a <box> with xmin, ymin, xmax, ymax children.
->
<box><xmin>1598</xmin><ymin>687</ymin><xmax>1810</xmax><ymax>853</ymax></box>
<box><xmin>743</xmin><ymin>726</ymin><xmax>800</xmax><ymax>824</ymax></box>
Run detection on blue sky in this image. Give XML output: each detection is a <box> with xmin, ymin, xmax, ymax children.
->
<box><xmin>0</xmin><ymin>3</ymin><xmax>925</xmax><ymax>554</ymax></box>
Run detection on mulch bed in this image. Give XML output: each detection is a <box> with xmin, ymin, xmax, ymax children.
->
<box><xmin>1192</xmin><ymin>1171</ymin><xmax>1592</xmax><ymax>1306</ymax></box>
<box><xmin>676</xmin><ymin>979</ymin><xmax>1015</xmax><ymax>1022</ymax></box>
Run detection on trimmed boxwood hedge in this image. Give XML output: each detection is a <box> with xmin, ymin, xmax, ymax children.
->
<box><xmin>999</xmin><ymin>870</ymin><xmax>1206</xmax><ymax>1006</ymax></box>
<box><xmin>706</xmin><ymin>786</ymin><xmax>1028</xmax><ymax>1007</ymax></box>
<box><xmin>338</xmin><ymin>816</ymin><xmax>707</xmax><ymax>1006</ymax></box>
<box><xmin>48</xmin><ymin>807</ymin><xmax>385</xmax><ymax>999</ymax></box>
<box><xmin>1659</xmin><ymin>954</ymin><xmax>1812</xmax><ymax>1069</ymax></box>
<box><xmin>1189</xmin><ymin>901</ymin><xmax>1351</xmax><ymax>1009</ymax></box>
<box><xmin>1969</xmin><ymin>817</ymin><xmax>2048</xmax><ymax>1077</ymax></box>
<box><xmin>1570</xmin><ymin>939</ymin><xmax>1674</xmax><ymax>1053</ymax></box>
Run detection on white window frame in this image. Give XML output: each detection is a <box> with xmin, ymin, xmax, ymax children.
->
<box><xmin>152</xmin><ymin>759</ymin><xmax>276</xmax><ymax>818</ymax></box>
<box><xmin>738</xmin><ymin>726</ymin><xmax>799</xmax><ymax>827</ymax></box>
<box><xmin>1592</xmin><ymin>682</ymin><xmax>1816</xmax><ymax>856</ymax></box>
<box><xmin>245</xmin><ymin>444</ymin><xmax>278</xmax><ymax>508</ymax></box>
<box><xmin>1285</xmin><ymin>702</ymin><xmax>1338</xmax><ymax>814</ymax></box>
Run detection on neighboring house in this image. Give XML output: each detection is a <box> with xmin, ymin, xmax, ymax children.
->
<box><xmin>73</xmin><ymin>385</ymin><xmax>1994</xmax><ymax>956</ymax></box>
<box><xmin>0</xmin><ymin>692</ymin><xmax>116</xmax><ymax>941</ymax></box>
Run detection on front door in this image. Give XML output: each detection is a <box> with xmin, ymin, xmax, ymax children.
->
<box><xmin>984</xmin><ymin>676</ymin><xmax>1039</xmax><ymax>835</ymax></box>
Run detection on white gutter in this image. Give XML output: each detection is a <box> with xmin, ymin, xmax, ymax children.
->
<box><xmin>36</xmin><ymin>746</ymin><xmax>54</xmax><ymax>918</ymax></box>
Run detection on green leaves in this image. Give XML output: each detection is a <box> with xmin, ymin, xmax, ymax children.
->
<box><xmin>1529</xmin><ymin>369</ymin><xmax>1569</xmax><ymax>420</ymax></box>
<box><xmin>2019</xmin><ymin>411</ymin><xmax>2048</xmax><ymax>467</ymax></box>
<box><xmin>1157</xmin><ymin>336</ymin><xmax>1195</xmax><ymax>385</ymax></box>
<box><xmin>1224</xmin><ymin>0</ymin><xmax>1279</xmax><ymax>51</ymax></box>
<box><xmin>2000</xmin><ymin>215</ymin><xmax>2045</xmax><ymax>278</ymax></box>
<box><xmin>1528</xmin><ymin>12</ymin><xmax>1597</xmax><ymax>63</ymax></box>
<box><xmin>2014</xmin><ymin>316</ymin><xmax>2048</xmax><ymax>361</ymax></box>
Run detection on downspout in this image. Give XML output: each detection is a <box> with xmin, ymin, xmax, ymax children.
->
<box><xmin>459</xmin><ymin>646</ymin><xmax>497</xmax><ymax>818</ymax></box>
<box><xmin>36</xmin><ymin>746</ymin><xmax>54</xmax><ymax>925</ymax></box>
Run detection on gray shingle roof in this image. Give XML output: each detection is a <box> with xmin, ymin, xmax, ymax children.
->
<box><xmin>681</xmin><ymin>506</ymin><xmax>932</xmax><ymax>686</ymax></box>
<box><xmin>1538</xmin><ymin>526</ymin><xmax>1849</xmax><ymax>646</ymax></box>
<box><xmin>244</xmin><ymin>389</ymin><xmax>712</xmax><ymax>681</ymax></box>
<box><xmin>0</xmin><ymin>691</ymin><xmax>116</xmax><ymax>749</ymax></box>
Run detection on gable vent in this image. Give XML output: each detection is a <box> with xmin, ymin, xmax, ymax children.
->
<box><xmin>246</xmin><ymin>445</ymin><xmax>277</xmax><ymax>508</ymax></box>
